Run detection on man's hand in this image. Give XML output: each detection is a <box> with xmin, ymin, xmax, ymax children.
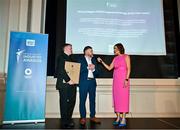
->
<box><xmin>68</xmin><ymin>80</ymin><xmax>75</xmax><ymax>85</ymax></box>
<box><xmin>88</xmin><ymin>64</ymin><xmax>95</xmax><ymax>71</ymax></box>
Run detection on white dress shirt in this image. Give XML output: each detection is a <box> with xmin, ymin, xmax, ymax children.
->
<box><xmin>85</xmin><ymin>56</ymin><xmax>95</xmax><ymax>78</ymax></box>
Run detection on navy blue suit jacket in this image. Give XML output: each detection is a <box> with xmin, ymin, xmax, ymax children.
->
<box><xmin>78</xmin><ymin>56</ymin><xmax>99</xmax><ymax>87</ymax></box>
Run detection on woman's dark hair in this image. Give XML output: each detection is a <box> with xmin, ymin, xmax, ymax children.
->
<box><xmin>115</xmin><ymin>43</ymin><xmax>125</xmax><ymax>54</ymax></box>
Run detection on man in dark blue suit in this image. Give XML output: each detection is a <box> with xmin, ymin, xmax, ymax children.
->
<box><xmin>78</xmin><ymin>46</ymin><xmax>101</xmax><ymax>125</ymax></box>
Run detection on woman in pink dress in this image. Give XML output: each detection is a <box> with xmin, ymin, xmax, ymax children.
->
<box><xmin>97</xmin><ymin>43</ymin><xmax>131</xmax><ymax>127</ymax></box>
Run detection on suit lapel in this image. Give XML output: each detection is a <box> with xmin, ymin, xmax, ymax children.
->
<box><xmin>83</xmin><ymin>56</ymin><xmax>96</xmax><ymax>65</ymax></box>
<box><xmin>92</xmin><ymin>57</ymin><xmax>96</xmax><ymax>65</ymax></box>
<box><xmin>83</xmin><ymin>56</ymin><xmax>88</xmax><ymax>66</ymax></box>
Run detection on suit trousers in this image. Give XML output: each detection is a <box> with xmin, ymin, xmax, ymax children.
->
<box><xmin>59</xmin><ymin>84</ymin><xmax>77</xmax><ymax>125</ymax></box>
<box><xmin>79</xmin><ymin>79</ymin><xmax>96</xmax><ymax>118</ymax></box>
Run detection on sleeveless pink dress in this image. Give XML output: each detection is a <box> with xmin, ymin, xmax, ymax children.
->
<box><xmin>112</xmin><ymin>54</ymin><xmax>130</xmax><ymax>113</ymax></box>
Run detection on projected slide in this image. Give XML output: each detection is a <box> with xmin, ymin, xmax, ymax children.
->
<box><xmin>66</xmin><ymin>0</ymin><xmax>166</xmax><ymax>55</ymax></box>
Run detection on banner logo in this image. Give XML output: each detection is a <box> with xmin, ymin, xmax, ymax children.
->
<box><xmin>24</xmin><ymin>68</ymin><xmax>32</xmax><ymax>79</ymax></box>
<box><xmin>26</xmin><ymin>39</ymin><xmax>36</xmax><ymax>47</ymax></box>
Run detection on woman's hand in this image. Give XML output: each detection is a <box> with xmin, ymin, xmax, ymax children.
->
<box><xmin>124</xmin><ymin>80</ymin><xmax>129</xmax><ymax>88</ymax></box>
<box><xmin>98</xmin><ymin>57</ymin><xmax>114</xmax><ymax>71</ymax></box>
<box><xmin>97</xmin><ymin>57</ymin><xmax>103</xmax><ymax>63</ymax></box>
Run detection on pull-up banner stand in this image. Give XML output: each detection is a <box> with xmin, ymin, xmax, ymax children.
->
<box><xmin>3</xmin><ymin>31</ymin><xmax>48</xmax><ymax>124</ymax></box>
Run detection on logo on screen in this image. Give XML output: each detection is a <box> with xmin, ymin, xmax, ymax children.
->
<box><xmin>106</xmin><ymin>2</ymin><xmax>117</xmax><ymax>8</ymax></box>
<box><xmin>26</xmin><ymin>39</ymin><xmax>35</xmax><ymax>46</ymax></box>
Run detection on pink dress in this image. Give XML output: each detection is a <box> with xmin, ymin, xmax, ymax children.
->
<box><xmin>112</xmin><ymin>54</ymin><xmax>130</xmax><ymax>113</ymax></box>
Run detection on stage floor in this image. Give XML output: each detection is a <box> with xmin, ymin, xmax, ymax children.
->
<box><xmin>1</xmin><ymin>118</ymin><xmax>180</xmax><ymax>129</ymax></box>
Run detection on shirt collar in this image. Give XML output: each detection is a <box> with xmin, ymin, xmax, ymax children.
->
<box><xmin>63</xmin><ymin>52</ymin><xmax>70</xmax><ymax>58</ymax></box>
<box><xmin>85</xmin><ymin>55</ymin><xmax>92</xmax><ymax>59</ymax></box>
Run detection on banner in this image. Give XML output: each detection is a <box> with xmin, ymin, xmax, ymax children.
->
<box><xmin>3</xmin><ymin>32</ymin><xmax>48</xmax><ymax>124</ymax></box>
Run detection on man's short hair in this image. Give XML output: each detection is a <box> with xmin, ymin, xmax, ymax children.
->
<box><xmin>83</xmin><ymin>46</ymin><xmax>92</xmax><ymax>54</ymax></box>
<box><xmin>62</xmin><ymin>43</ymin><xmax>72</xmax><ymax>50</ymax></box>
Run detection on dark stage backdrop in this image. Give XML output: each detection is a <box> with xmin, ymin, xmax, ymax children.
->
<box><xmin>45</xmin><ymin>0</ymin><xmax>180</xmax><ymax>78</ymax></box>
